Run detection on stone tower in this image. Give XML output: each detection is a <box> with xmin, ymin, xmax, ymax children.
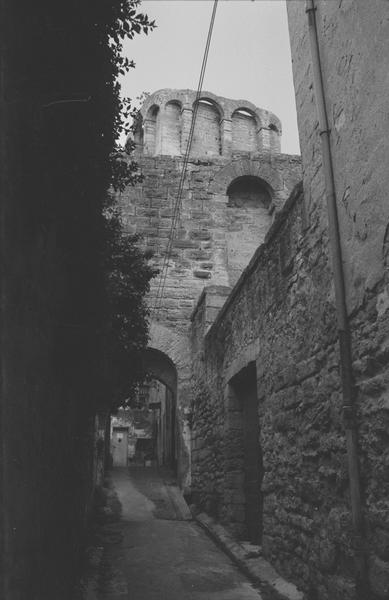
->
<box><xmin>118</xmin><ymin>89</ymin><xmax>301</xmax><ymax>484</ymax></box>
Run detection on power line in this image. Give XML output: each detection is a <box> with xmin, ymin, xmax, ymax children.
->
<box><xmin>150</xmin><ymin>0</ymin><xmax>219</xmax><ymax>323</ymax></box>
<box><xmin>152</xmin><ymin>0</ymin><xmax>218</xmax><ymax>319</ymax></box>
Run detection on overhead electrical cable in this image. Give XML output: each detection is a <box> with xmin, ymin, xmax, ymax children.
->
<box><xmin>150</xmin><ymin>0</ymin><xmax>219</xmax><ymax>323</ymax></box>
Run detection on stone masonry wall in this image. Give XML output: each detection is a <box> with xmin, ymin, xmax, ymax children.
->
<box><xmin>190</xmin><ymin>184</ymin><xmax>341</xmax><ymax>598</ymax></box>
<box><xmin>118</xmin><ymin>153</ymin><xmax>300</xmax><ymax>487</ymax></box>
<box><xmin>287</xmin><ymin>1</ymin><xmax>389</xmax><ymax>312</ymax></box>
<box><xmin>137</xmin><ymin>88</ymin><xmax>283</xmax><ymax>159</ymax></box>
<box><xmin>191</xmin><ymin>178</ymin><xmax>389</xmax><ymax>599</ymax></box>
<box><xmin>286</xmin><ymin>2</ymin><xmax>389</xmax><ymax>597</ymax></box>
<box><xmin>190</xmin><ymin>3</ymin><xmax>389</xmax><ymax>594</ymax></box>
<box><xmin>119</xmin><ymin>152</ymin><xmax>301</xmax><ymax>331</ymax></box>
<box><xmin>120</xmin><ymin>89</ymin><xmax>301</xmax><ymax>489</ymax></box>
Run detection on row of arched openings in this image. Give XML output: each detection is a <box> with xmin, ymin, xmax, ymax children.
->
<box><xmin>136</xmin><ymin>98</ymin><xmax>278</xmax><ymax>157</ymax></box>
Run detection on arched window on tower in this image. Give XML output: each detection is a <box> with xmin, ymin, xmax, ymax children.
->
<box><xmin>268</xmin><ymin>122</ymin><xmax>281</xmax><ymax>152</ymax></box>
<box><xmin>191</xmin><ymin>99</ymin><xmax>221</xmax><ymax>157</ymax></box>
<box><xmin>227</xmin><ymin>176</ymin><xmax>271</xmax><ymax>208</ymax></box>
<box><xmin>132</xmin><ymin>115</ymin><xmax>144</xmax><ymax>153</ymax></box>
<box><xmin>159</xmin><ymin>101</ymin><xmax>182</xmax><ymax>156</ymax></box>
<box><xmin>226</xmin><ymin>176</ymin><xmax>272</xmax><ymax>285</ymax></box>
<box><xmin>232</xmin><ymin>109</ymin><xmax>257</xmax><ymax>153</ymax></box>
<box><xmin>143</xmin><ymin>104</ymin><xmax>159</xmax><ymax>155</ymax></box>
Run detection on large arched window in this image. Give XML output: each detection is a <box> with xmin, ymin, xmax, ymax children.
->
<box><xmin>227</xmin><ymin>175</ymin><xmax>271</xmax><ymax>209</ymax></box>
<box><xmin>191</xmin><ymin>99</ymin><xmax>221</xmax><ymax>157</ymax></box>
<box><xmin>144</xmin><ymin>104</ymin><xmax>159</xmax><ymax>155</ymax></box>
<box><xmin>232</xmin><ymin>109</ymin><xmax>257</xmax><ymax>153</ymax></box>
<box><xmin>268</xmin><ymin>122</ymin><xmax>281</xmax><ymax>152</ymax></box>
<box><xmin>132</xmin><ymin>115</ymin><xmax>144</xmax><ymax>151</ymax></box>
<box><xmin>226</xmin><ymin>176</ymin><xmax>272</xmax><ymax>285</ymax></box>
<box><xmin>159</xmin><ymin>101</ymin><xmax>182</xmax><ymax>156</ymax></box>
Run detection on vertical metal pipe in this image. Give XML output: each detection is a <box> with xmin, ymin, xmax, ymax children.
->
<box><xmin>304</xmin><ymin>1</ymin><xmax>367</xmax><ymax>597</ymax></box>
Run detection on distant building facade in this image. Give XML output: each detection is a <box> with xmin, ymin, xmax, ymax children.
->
<box><xmin>110</xmin><ymin>380</ymin><xmax>174</xmax><ymax>468</ymax></box>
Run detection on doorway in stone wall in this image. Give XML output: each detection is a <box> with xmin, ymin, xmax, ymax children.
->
<box><xmin>229</xmin><ymin>362</ymin><xmax>262</xmax><ymax>544</ymax></box>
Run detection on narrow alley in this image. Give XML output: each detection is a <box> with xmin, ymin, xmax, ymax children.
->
<box><xmin>3</xmin><ymin>2</ymin><xmax>389</xmax><ymax>599</ymax></box>
<box><xmin>77</xmin><ymin>467</ymin><xmax>263</xmax><ymax>600</ymax></box>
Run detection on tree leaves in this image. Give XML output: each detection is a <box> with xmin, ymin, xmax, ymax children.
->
<box><xmin>95</xmin><ymin>1</ymin><xmax>156</xmax><ymax>406</ymax></box>
<box><xmin>103</xmin><ymin>201</ymin><xmax>157</xmax><ymax>407</ymax></box>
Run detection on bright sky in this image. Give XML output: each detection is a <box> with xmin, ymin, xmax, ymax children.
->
<box><xmin>121</xmin><ymin>0</ymin><xmax>300</xmax><ymax>155</ymax></box>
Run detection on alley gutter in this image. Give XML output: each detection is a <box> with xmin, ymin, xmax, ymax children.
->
<box><xmin>194</xmin><ymin>512</ymin><xmax>305</xmax><ymax>600</ymax></box>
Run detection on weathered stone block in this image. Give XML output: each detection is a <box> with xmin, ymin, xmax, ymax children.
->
<box><xmin>194</xmin><ymin>270</ymin><xmax>212</xmax><ymax>280</ymax></box>
<box><xmin>190</xmin><ymin>230</ymin><xmax>212</xmax><ymax>241</ymax></box>
<box><xmin>172</xmin><ymin>240</ymin><xmax>198</xmax><ymax>249</ymax></box>
<box><xmin>186</xmin><ymin>250</ymin><xmax>212</xmax><ymax>261</ymax></box>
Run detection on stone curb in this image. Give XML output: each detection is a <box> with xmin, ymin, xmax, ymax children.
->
<box><xmin>194</xmin><ymin>512</ymin><xmax>305</xmax><ymax>600</ymax></box>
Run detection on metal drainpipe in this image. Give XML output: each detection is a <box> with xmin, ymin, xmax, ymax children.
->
<box><xmin>305</xmin><ymin>0</ymin><xmax>367</xmax><ymax>597</ymax></box>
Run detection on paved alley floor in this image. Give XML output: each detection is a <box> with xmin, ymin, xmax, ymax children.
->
<box><xmin>78</xmin><ymin>467</ymin><xmax>263</xmax><ymax>600</ymax></box>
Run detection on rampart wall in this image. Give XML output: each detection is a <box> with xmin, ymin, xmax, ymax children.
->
<box><xmin>119</xmin><ymin>152</ymin><xmax>301</xmax><ymax>328</ymax></box>
<box><xmin>134</xmin><ymin>88</ymin><xmax>282</xmax><ymax>158</ymax></box>
<box><xmin>190</xmin><ymin>181</ymin><xmax>389</xmax><ymax>599</ymax></box>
